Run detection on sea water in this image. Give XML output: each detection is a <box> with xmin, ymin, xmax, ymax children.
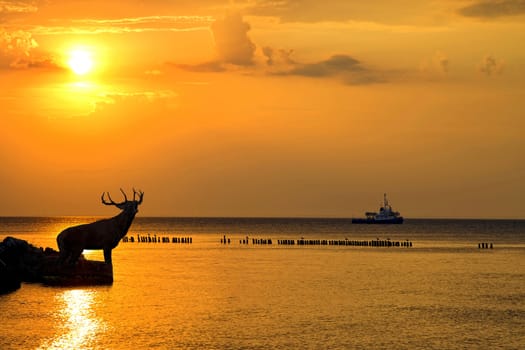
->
<box><xmin>1</xmin><ymin>217</ymin><xmax>524</xmax><ymax>349</ymax></box>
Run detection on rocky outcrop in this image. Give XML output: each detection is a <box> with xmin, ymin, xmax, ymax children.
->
<box><xmin>0</xmin><ymin>237</ymin><xmax>113</xmax><ymax>295</ymax></box>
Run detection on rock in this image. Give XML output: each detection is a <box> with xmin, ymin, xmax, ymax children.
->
<box><xmin>41</xmin><ymin>256</ymin><xmax>113</xmax><ymax>286</ymax></box>
<box><xmin>0</xmin><ymin>258</ymin><xmax>21</xmax><ymax>294</ymax></box>
<box><xmin>0</xmin><ymin>236</ymin><xmax>113</xmax><ymax>295</ymax></box>
<box><xmin>0</xmin><ymin>237</ymin><xmax>29</xmax><ymax>294</ymax></box>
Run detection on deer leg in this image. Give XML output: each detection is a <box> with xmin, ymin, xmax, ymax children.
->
<box><xmin>69</xmin><ymin>248</ymin><xmax>83</xmax><ymax>265</ymax></box>
<box><xmin>57</xmin><ymin>248</ymin><xmax>67</xmax><ymax>265</ymax></box>
<box><xmin>57</xmin><ymin>236</ymin><xmax>67</xmax><ymax>265</ymax></box>
<box><xmin>103</xmin><ymin>248</ymin><xmax>112</xmax><ymax>265</ymax></box>
<box><xmin>58</xmin><ymin>247</ymin><xmax>74</xmax><ymax>266</ymax></box>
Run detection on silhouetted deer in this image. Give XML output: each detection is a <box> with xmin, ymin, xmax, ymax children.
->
<box><xmin>57</xmin><ymin>189</ymin><xmax>144</xmax><ymax>265</ymax></box>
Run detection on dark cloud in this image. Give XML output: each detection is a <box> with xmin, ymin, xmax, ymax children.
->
<box><xmin>274</xmin><ymin>54</ymin><xmax>384</xmax><ymax>85</ymax></box>
<box><xmin>439</xmin><ymin>56</ymin><xmax>449</xmax><ymax>72</ymax></box>
<box><xmin>458</xmin><ymin>0</ymin><xmax>525</xmax><ymax>18</ymax></box>
<box><xmin>478</xmin><ymin>55</ymin><xmax>504</xmax><ymax>76</ymax></box>
<box><xmin>262</xmin><ymin>46</ymin><xmax>295</xmax><ymax>67</ymax></box>
<box><xmin>286</xmin><ymin>54</ymin><xmax>362</xmax><ymax>77</ymax></box>
<box><xmin>211</xmin><ymin>13</ymin><xmax>256</xmax><ymax>66</ymax></box>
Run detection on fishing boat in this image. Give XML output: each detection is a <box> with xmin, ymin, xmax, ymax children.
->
<box><xmin>352</xmin><ymin>193</ymin><xmax>404</xmax><ymax>224</ymax></box>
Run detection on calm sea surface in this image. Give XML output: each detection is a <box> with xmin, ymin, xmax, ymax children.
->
<box><xmin>1</xmin><ymin>217</ymin><xmax>524</xmax><ymax>349</ymax></box>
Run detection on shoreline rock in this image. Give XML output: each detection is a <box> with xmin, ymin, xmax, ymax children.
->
<box><xmin>0</xmin><ymin>237</ymin><xmax>113</xmax><ymax>295</ymax></box>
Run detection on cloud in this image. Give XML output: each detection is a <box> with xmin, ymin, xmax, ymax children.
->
<box><xmin>8</xmin><ymin>55</ymin><xmax>58</xmax><ymax>69</ymax></box>
<box><xmin>246</xmin><ymin>0</ymin><xmax>362</xmax><ymax>22</ymax></box>
<box><xmin>436</xmin><ymin>52</ymin><xmax>449</xmax><ymax>73</ymax></box>
<box><xmin>273</xmin><ymin>54</ymin><xmax>384</xmax><ymax>85</ymax></box>
<box><xmin>169</xmin><ymin>60</ymin><xmax>226</xmax><ymax>72</ymax></box>
<box><xmin>262</xmin><ymin>46</ymin><xmax>295</xmax><ymax>67</ymax></box>
<box><xmin>0</xmin><ymin>29</ymin><xmax>62</xmax><ymax>70</ymax></box>
<box><xmin>286</xmin><ymin>54</ymin><xmax>362</xmax><ymax>77</ymax></box>
<box><xmin>33</xmin><ymin>15</ymin><xmax>214</xmax><ymax>35</ymax></box>
<box><xmin>246</xmin><ymin>0</ymin><xmax>444</xmax><ymax>25</ymax></box>
<box><xmin>420</xmin><ymin>51</ymin><xmax>449</xmax><ymax>74</ymax></box>
<box><xmin>42</xmin><ymin>89</ymin><xmax>179</xmax><ymax>155</ymax></box>
<box><xmin>170</xmin><ymin>13</ymin><xmax>256</xmax><ymax>72</ymax></box>
<box><xmin>145</xmin><ymin>69</ymin><xmax>162</xmax><ymax>76</ymax></box>
<box><xmin>0</xmin><ymin>1</ymin><xmax>38</xmax><ymax>16</ymax></box>
<box><xmin>211</xmin><ymin>13</ymin><xmax>256</xmax><ymax>66</ymax></box>
<box><xmin>93</xmin><ymin>90</ymin><xmax>178</xmax><ymax>111</ymax></box>
<box><xmin>0</xmin><ymin>2</ymin><xmax>58</xmax><ymax>70</ymax></box>
<box><xmin>86</xmin><ymin>90</ymin><xmax>179</xmax><ymax>132</ymax></box>
<box><xmin>0</xmin><ymin>28</ymin><xmax>61</xmax><ymax>69</ymax></box>
<box><xmin>70</xmin><ymin>15</ymin><xmax>213</xmax><ymax>27</ymax></box>
<box><xmin>458</xmin><ymin>0</ymin><xmax>525</xmax><ymax>18</ymax></box>
<box><xmin>174</xmin><ymin>15</ymin><xmax>383</xmax><ymax>85</ymax></box>
<box><xmin>0</xmin><ymin>29</ymin><xmax>36</xmax><ymax>55</ymax></box>
<box><xmin>478</xmin><ymin>55</ymin><xmax>504</xmax><ymax>76</ymax></box>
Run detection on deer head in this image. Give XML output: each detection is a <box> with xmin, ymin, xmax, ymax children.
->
<box><xmin>101</xmin><ymin>188</ymin><xmax>144</xmax><ymax>214</ymax></box>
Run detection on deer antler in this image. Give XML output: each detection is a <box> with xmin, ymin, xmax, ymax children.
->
<box><xmin>101</xmin><ymin>190</ymin><xmax>127</xmax><ymax>206</ymax></box>
<box><xmin>101</xmin><ymin>192</ymin><xmax>116</xmax><ymax>206</ymax></box>
<box><xmin>102</xmin><ymin>188</ymin><xmax>142</xmax><ymax>206</ymax></box>
<box><xmin>133</xmin><ymin>188</ymin><xmax>144</xmax><ymax>204</ymax></box>
<box><xmin>120</xmin><ymin>188</ymin><xmax>128</xmax><ymax>202</ymax></box>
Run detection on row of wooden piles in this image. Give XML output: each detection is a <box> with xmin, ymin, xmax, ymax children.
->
<box><xmin>220</xmin><ymin>236</ymin><xmax>413</xmax><ymax>247</ymax></box>
<box><xmin>282</xmin><ymin>239</ymin><xmax>413</xmax><ymax>247</ymax></box>
<box><xmin>121</xmin><ymin>235</ymin><xmax>192</xmax><ymax>244</ymax></box>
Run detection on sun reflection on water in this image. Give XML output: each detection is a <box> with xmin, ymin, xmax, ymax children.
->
<box><xmin>38</xmin><ymin>289</ymin><xmax>105</xmax><ymax>350</ymax></box>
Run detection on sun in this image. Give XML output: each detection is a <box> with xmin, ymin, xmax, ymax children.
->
<box><xmin>68</xmin><ymin>49</ymin><xmax>94</xmax><ymax>75</ymax></box>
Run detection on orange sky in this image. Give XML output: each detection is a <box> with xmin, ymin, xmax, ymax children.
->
<box><xmin>1</xmin><ymin>1</ymin><xmax>524</xmax><ymax>218</ymax></box>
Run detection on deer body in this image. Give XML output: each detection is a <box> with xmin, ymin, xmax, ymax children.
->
<box><xmin>57</xmin><ymin>189</ymin><xmax>143</xmax><ymax>265</ymax></box>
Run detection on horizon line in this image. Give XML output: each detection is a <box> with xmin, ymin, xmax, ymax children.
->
<box><xmin>0</xmin><ymin>215</ymin><xmax>523</xmax><ymax>221</ymax></box>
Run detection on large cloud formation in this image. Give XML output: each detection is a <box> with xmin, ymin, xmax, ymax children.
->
<box><xmin>1</xmin><ymin>1</ymin><xmax>37</xmax><ymax>67</ymax></box>
<box><xmin>211</xmin><ymin>12</ymin><xmax>256</xmax><ymax>66</ymax></box>
<box><xmin>0</xmin><ymin>1</ymin><xmax>60</xmax><ymax>69</ymax></box>
<box><xmin>458</xmin><ymin>0</ymin><xmax>525</xmax><ymax>18</ymax></box>
<box><xmin>170</xmin><ymin>13</ymin><xmax>256</xmax><ymax>72</ymax></box>
<box><xmin>174</xmin><ymin>14</ymin><xmax>383</xmax><ymax>85</ymax></box>
<box><xmin>0</xmin><ymin>29</ymin><xmax>59</xmax><ymax>69</ymax></box>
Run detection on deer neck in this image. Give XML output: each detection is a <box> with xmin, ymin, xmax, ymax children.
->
<box><xmin>114</xmin><ymin>209</ymin><xmax>137</xmax><ymax>238</ymax></box>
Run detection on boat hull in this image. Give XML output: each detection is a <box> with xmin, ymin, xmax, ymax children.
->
<box><xmin>352</xmin><ymin>217</ymin><xmax>404</xmax><ymax>224</ymax></box>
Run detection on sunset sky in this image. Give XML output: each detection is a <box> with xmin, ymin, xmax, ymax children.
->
<box><xmin>1</xmin><ymin>0</ymin><xmax>524</xmax><ymax>218</ymax></box>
